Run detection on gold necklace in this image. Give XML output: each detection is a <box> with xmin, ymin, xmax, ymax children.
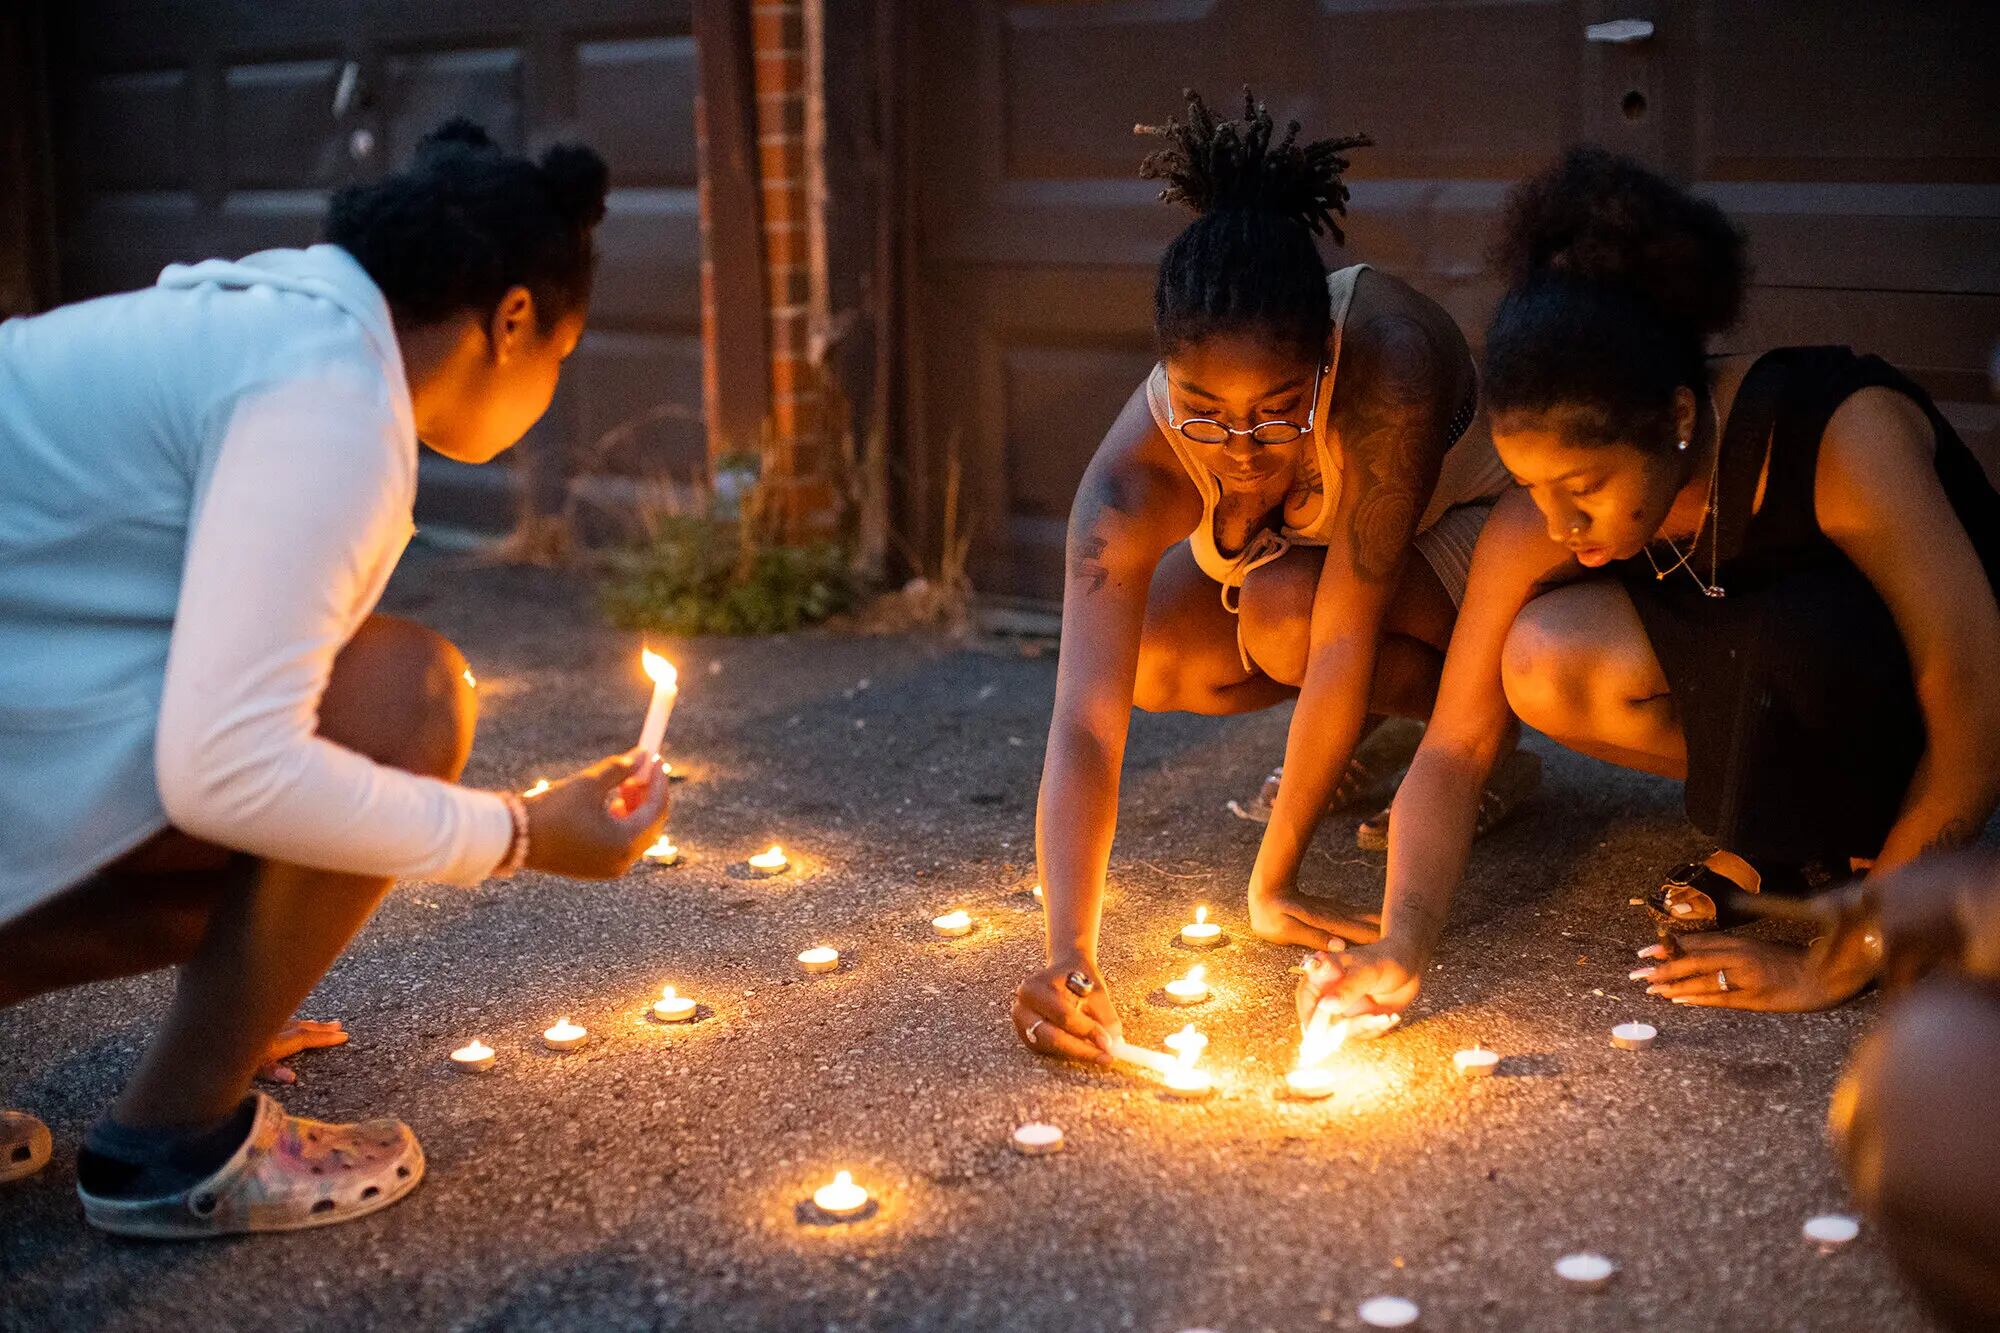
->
<box><xmin>1644</xmin><ymin>412</ymin><xmax>1727</xmax><ymax>598</ymax></box>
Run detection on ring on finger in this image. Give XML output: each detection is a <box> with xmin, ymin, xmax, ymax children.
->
<box><xmin>1025</xmin><ymin>1018</ymin><xmax>1046</xmax><ymax>1046</ymax></box>
<box><xmin>1717</xmin><ymin>968</ymin><xmax>1731</xmax><ymax>992</ymax></box>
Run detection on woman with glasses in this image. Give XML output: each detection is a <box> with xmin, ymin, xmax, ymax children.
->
<box><xmin>1010</xmin><ymin>91</ymin><xmax>1537</xmax><ymax>1063</ymax></box>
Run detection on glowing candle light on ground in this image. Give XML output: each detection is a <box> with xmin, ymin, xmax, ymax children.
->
<box><xmin>931</xmin><ymin>909</ymin><xmax>973</xmax><ymax>938</ymax></box>
<box><xmin>1163</xmin><ymin>1024</ymin><xmax>1208</xmax><ymax>1061</ymax></box>
<box><xmin>1164</xmin><ymin>964</ymin><xmax>1210</xmax><ymax>1005</ymax></box>
<box><xmin>1555</xmin><ymin>1253</ymin><xmax>1617</xmax><ymax>1290</ymax></box>
<box><xmin>1454</xmin><ymin>1044</ymin><xmax>1500</xmax><ymax>1078</ymax></box>
<box><xmin>636</xmin><ymin>649</ymin><xmax>679</xmax><ymax>756</ymax></box>
<box><xmin>1610</xmin><ymin>1021</ymin><xmax>1658</xmax><ymax>1051</ymax></box>
<box><xmin>650</xmin><ymin>985</ymin><xmax>697</xmax><ymax>1023</ymax></box>
<box><xmin>811</xmin><ymin>1170</ymin><xmax>870</xmax><ymax>1219</ymax></box>
<box><xmin>798</xmin><ymin>946</ymin><xmax>840</xmax><ymax>974</ymax></box>
<box><xmin>1178</xmin><ymin>905</ymin><xmax>1224</xmax><ymax>949</ymax></box>
<box><xmin>541</xmin><ymin>1018</ymin><xmax>588</xmax><ymax>1051</ymax></box>
<box><xmin>1283</xmin><ymin>1066</ymin><xmax>1340</xmax><ymax>1100</ymax></box>
<box><xmin>747</xmin><ymin>844</ymin><xmax>790</xmax><ymax>876</ymax></box>
<box><xmin>1010</xmin><ymin>1122</ymin><xmax>1065</xmax><ymax>1156</ymax></box>
<box><xmin>522</xmin><ymin>778</ymin><xmax>551</xmax><ymax>798</ymax></box>
<box><xmin>449</xmin><ymin>1039</ymin><xmax>495</xmax><ymax>1072</ymax></box>
<box><xmin>643</xmin><ymin>833</ymin><xmax>680</xmax><ymax>865</ymax></box>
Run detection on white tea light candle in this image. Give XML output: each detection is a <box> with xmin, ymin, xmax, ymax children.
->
<box><xmin>541</xmin><ymin>1018</ymin><xmax>588</xmax><ymax>1052</ymax></box>
<box><xmin>1283</xmin><ymin>1066</ymin><xmax>1339</xmax><ymax>1100</ymax></box>
<box><xmin>1610</xmin><ymin>1022</ymin><xmax>1657</xmax><ymax>1051</ymax></box>
<box><xmin>1164</xmin><ymin>964</ymin><xmax>1210</xmax><ymax>1006</ymax></box>
<box><xmin>643</xmin><ymin>833</ymin><xmax>680</xmax><ymax>865</ymax></box>
<box><xmin>747</xmin><ymin>844</ymin><xmax>790</xmax><ymax>876</ymax></box>
<box><xmin>1554</xmin><ymin>1252</ymin><xmax>1617</xmax><ymax>1290</ymax></box>
<box><xmin>811</xmin><ymin>1170</ymin><xmax>870</xmax><ymax>1220</ymax></box>
<box><xmin>1358</xmin><ymin>1296</ymin><xmax>1420</xmax><ymax>1328</ymax></box>
<box><xmin>1010</xmin><ymin>1122</ymin><xmax>1065</xmax><ymax>1156</ymax></box>
<box><xmin>798</xmin><ymin>946</ymin><xmax>840</xmax><ymax>975</ymax></box>
<box><xmin>931</xmin><ymin>909</ymin><xmax>973</xmax><ymax>938</ymax></box>
<box><xmin>1454</xmin><ymin>1045</ymin><xmax>1500</xmax><ymax>1078</ymax></box>
<box><xmin>650</xmin><ymin>985</ymin><xmax>697</xmax><ymax>1023</ymax></box>
<box><xmin>1803</xmin><ymin>1214</ymin><xmax>1860</xmax><ymax>1248</ymax></box>
<box><xmin>1178</xmin><ymin>905</ymin><xmax>1224</xmax><ymax>949</ymax></box>
<box><xmin>449</xmin><ymin>1039</ymin><xmax>495</xmax><ymax>1073</ymax></box>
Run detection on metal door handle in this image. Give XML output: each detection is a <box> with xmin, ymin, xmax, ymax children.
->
<box><xmin>1586</xmin><ymin>18</ymin><xmax>1655</xmax><ymax>43</ymax></box>
<box><xmin>333</xmin><ymin>61</ymin><xmax>361</xmax><ymax>117</ymax></box>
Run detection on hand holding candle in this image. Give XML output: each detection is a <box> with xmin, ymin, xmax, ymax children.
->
<box><xmin>514</xmin><ymin>751</ymin><xmax>670</xmax><ymax>878</ymax></box>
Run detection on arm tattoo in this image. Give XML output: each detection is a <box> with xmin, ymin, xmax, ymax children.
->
<box><xmin>1071</xmin><ymin>534</ymin><xmax>1109</xmax><ymax>594</ymax></box>
<box><xmin>1338</xmin><ymin>314</ymin><xmax>1447</xmax><ymax>584</ymax></box>
<box><xmin>1920</xmin><ymin>816</ymin><xmax>1979</xmax><ymax>857</ymax></box>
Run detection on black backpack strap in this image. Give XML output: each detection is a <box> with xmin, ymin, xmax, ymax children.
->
<box><xmin>1705</xmin><ymin>350</ymin><xmax>1794</xmax><ymax>566</ymax></box>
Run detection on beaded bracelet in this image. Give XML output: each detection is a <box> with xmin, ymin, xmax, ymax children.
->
<box><xmin>496</xmin><ymin>789</ymin><xmax>531</xmax><ymax>876</ymax></box>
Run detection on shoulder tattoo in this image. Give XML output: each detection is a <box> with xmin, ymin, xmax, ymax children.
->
<box><xmin>1340</xmin><ymin>313</ymin><xmax>1447</xmax><ymax>583</ymax></box>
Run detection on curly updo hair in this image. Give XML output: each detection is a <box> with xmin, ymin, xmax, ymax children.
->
<box><xmin>1138</xmin><ymin>89</ymin><xmax>1371</xmax><ymax>363</ymax></box>
<box><xmin>325</xmin><ymin>118</ymin><xmax>609</xmax><ymax>328</ymax></box>
<box><xmin>1483</xmin><ymin>146</ymin><xmax>1748</xmax><ymax>454</ymax></box>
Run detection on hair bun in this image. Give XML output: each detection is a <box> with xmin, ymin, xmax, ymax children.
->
<box><xmin>417</xmin><ymin>117</ymin><xmax>497</xmax><ymax>159</ymax></box>
<box><xmin>1495</xmin><ymin>146</ymin><xmax>1747</xmax><ymax>338</ymax></box>
<box><xmin>1138</xmin><ymin>87</ymin><xmax>1370</xmax><ymax>245</ymax></box>
<box><xmin>539</xmin><ymin>143</ymin><xmax>609</xmax><ymax>229</ymax></box>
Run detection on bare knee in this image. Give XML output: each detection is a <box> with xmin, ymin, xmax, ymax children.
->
<box><xmin>1238</xmin><ymin>559</ymin><xmax>1316</xmax><ymax>686</ymax></box>
<box><xmin>1500</xmin><ymin>599</ymin><xmax>1595</xmax><ymax>734</ymax></box>
<box><xmin>320</xmin><ymin>615</ymin><xmax>475</xmax><ymax>781</ymax></box>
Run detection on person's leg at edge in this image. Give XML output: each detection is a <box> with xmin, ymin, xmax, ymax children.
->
<box><xmin>1832</xmin><ymin>978</ymin><xmax>2000</xmax><ymax>1330</ymax></box>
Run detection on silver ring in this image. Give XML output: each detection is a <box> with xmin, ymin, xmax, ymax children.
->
<box><xmin>1717</xmin><ymin>969</ymin><xmax>1731</xmax><ymax>992</ymax></box>
<box><xmin>1064</xmin><ymin>970</ymin><xmax>1095</xmax><ymax>998</ymax></box>
<box><xmin>1026</xmin><ymin>1018</ymin><xmax>1046</xmax><ymax>1045</ymax></box>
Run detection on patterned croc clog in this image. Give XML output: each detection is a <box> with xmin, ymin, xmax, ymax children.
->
<box><xmin>78</xmin><ymin>1091</ymin><xmax>424</xmax><ymax>1238</ymax></box>
<box><xmin>2</xmin><ymin>1111</ymin><xmax>52</xmax><ymax>1183</ymax></box>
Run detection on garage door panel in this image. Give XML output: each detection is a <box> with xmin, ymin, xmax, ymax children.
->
<box><xmin>382</xmin><ymin>48</ymin><xmax>523</xmax><ymax>159</ymax></box>
<box><xmin>590</xmin><ymin>189</ymin><xmax>701</xmax><ymax>332</ymax></box>
<box><xmin>76</xmin><ymin>69</ymin><xmax>191</xmax><ymax>192</ymax></box>
<box><xmin>576</xmin><ymin>37</ymin><xmax>701</xmax><ymax>189</ymax></box>
<box><xmin>224</xmin><ymin>59</ymin><xmax>345</xmax><ymax>190</ymax></box>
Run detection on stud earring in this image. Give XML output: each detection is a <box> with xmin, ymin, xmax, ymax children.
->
<box><xmin>1676</xmin><ymin>439</ymin><xmax>1689</xmax><ymax>451</ymax></box>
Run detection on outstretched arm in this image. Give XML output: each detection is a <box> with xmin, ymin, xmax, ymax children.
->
<box><xmin>1249</xmin><ymin>312</ymin><xmax>1450</xmax><ymax>947</ymax></box>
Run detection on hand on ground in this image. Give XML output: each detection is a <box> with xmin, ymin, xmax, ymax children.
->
<box><xmin>1631</xmin><ymin>933</ymin><xmax>1862</xmax><ymax>1011</ymax></box>
<box><xmin>255</xmin><ymin>1018</ymin><xmax>348</xmax><ymax>1084</ymax></box>
<box><xmin>1247</xmin><ymin>881</ymin><xmax>1380</xmax><ymax>950</ymax></box>
<box><xmin>1294</xmin><ymin>941</ymin><xmax>1422</xmax><ymax>1025</ymax></box>
<box><xmin>1012</xmin><ymin>959</ymin><xmax>1121</xmax><ymax>1064</ymax></box>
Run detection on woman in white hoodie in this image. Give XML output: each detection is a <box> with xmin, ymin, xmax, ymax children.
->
<box><xmin>0</xmin><ymin>120</ymin><xmax>668</xmax><ymax>1236</ymax></box>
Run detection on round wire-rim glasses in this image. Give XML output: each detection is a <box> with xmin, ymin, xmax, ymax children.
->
<box><xmin>1165</xmin><ymin>359</ymin><xmax>1325</xmax><ymax>446</ymax></box>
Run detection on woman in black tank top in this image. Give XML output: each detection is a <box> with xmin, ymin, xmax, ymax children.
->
<box><xmin>1295</xmin><ymin>148</ymin><xmax>2000</xmax><ymax>1024</ymax></box>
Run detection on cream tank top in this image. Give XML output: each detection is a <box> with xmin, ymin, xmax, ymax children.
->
<box><xmin>1142</xmin><ymin>264</ymin><xmax>1508</xmax><ymax>600</ymax></box>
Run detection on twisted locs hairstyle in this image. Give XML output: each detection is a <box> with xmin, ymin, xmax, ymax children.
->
<box><xmin>1137</xmin><ymin>88</ymin><xmax>1372</xmax><ymax>363</ymax></box>
<box><xmin>325</xmin><ymin>118</ymin><xmax>609</xmax><ymax>328</ymax></box>
<box><xmin>1483</xmin><ymin>146</ymin><xmax>1749</xmax><ymax>454</ymax></box>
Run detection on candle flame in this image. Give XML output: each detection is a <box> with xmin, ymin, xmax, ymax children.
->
<box><xmin>1186</xmin><ymin>964</ymin><xmax>1205</xmax><ymax>984</ymax></box>
<box><xmin>833</xmin><ymin>1170</ymin><xmax>853</xmax><ymax>1188</ymax></box>
<box><xmin>523</xmin><ymin>777</ymin><xmax>551</xmax><ymax>798</ymax></box>
<box><xmin>644</xmin><ymin>833</ymin><xmax>678</xmax><ymax>861</ymax></box>
<box><xmin>660</xmin><ymin>985</ymin><xmax>678</xmax><ymax>1001</ymax></box>
<box><xmin>749</xmin><ymin>844</ymin><xmax>788</xmax><ymax>869</ymax></box>
<box><xmin>641</xmin><ymin>648</ymin><xmax>678</xmax><ymax>687</ymax></box>
<box><xmin>1194</xmin><ymin>905</ymin><xmax>1208</xmax><ymax>925</ymax></box>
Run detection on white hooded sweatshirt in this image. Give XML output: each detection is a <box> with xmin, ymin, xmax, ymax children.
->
<box><xmin>0</xmin><ymin>244</ymin><xmax>512</xmax><ymax>921</ymax></box>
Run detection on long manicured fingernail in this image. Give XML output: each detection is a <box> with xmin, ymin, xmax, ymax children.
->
<box><xmin>1670</xmin><ymin>997</ymin><xmax>1691</xmax><ymax>1005</ymax></box>
<box><xmin>1645</xmin><ymin>985</ymin><xmax>1667</xmax><ymax>995</ymax></box>
<box><xmin>1629</xmin><ymin>968</ymin><xmax>1655</xmax><ymax>981</ymax></box>
<box><xmin>1637</xmin><ymin>945</ymin><xmax>1665</xmax><ymax>959</ymax></box>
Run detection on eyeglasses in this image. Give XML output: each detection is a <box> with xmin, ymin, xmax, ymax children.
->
<box><xmin>1166</xmin><ymin>360</ymin><xmax>1324</xmax><ymax>446</ymax></box>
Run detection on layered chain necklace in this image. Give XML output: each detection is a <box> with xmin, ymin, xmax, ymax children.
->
<box><xmin>1644</xmin><ymin>408</ymin><xmax>1727</xmax><ymax>598</ymax></box>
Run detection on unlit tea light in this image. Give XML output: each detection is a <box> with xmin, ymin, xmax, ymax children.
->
<box><xmin>1803</xmin><ymin>1214</ymin><xmax>1860</xmax><ymax>1248</ymax></box>
<box><xmin>798</xmin><ymin>946</ymin><xmax>841</xmax><ymax>974</ymax></box>
<box><xmin>650</xmin><ymin>985</ymin><xmax>697</xmax><ymax>1023</ymax></box>
<box><xmin>931</xmin><ymin>909</ymin><xmax>973</xmax><ymax>938</ymax></box>
<box><xmin>1554</xmin><ymin>1252</ymin><xmax>1617</xmax><ymax>1291</ymax></box>
<box><xmin>812</xmin><ymin>1170</ymin><xmax>870</xmax><ymax>1220</ymax></box>
<box><xmin>1358</xmin><ymin>1296</ymin><xmax>1421</xmax><ymax>1328</ymax></box>
<box><xmin>1610</xmin><ymin>1021</ymin><xmax>1657</xmax><ymax>1051</ymax></box>
<box><xmin>1011</xmin><ymin>1122</ymin><xmax>1065</xmax><ymax>1156</ymax></box>
<box><xmin>449</xmin><ymin>1039</ymin><xmax>495</xmax><ymax>1073</ymax></box>
<box><xmin>541</xmin><ymin>1018</ymin><xmax>588</xmax><ymax>1052</ymax></box>
<box><xmin>1164</xmin><ymin>964</ymin><xmax>1210</xmax><ymax>1005</ymax></box>
<box><xmin>1179</xmin><ymin>905</ymin><xmax>1225</xmax><ymax>949</ymax></box>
